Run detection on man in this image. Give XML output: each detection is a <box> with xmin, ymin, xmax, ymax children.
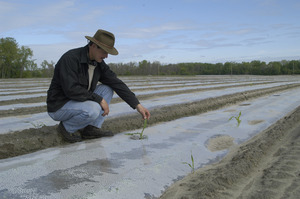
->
<box><xmin>47</xmin><ymin>29</ymin><xmax>150</xmax><ymax>143</ymax></box>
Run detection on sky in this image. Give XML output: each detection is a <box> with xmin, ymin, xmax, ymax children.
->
<box><xmin>1</xmin><ymin>0</ymin><xmax>300</xmax><ymax>66</ymax></box>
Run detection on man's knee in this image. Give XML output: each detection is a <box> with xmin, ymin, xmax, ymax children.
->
<box><xmin>95</xmin><ymin>84</ymin><xmax>114</xmax><ymax>98</ymax></box>
<box><xmin>84</xmin><ymin>101</ymin><xmax>101</xmax><ymax>120</ymax></box>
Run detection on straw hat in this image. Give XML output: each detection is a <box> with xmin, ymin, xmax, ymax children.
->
<box><xmin>85</xmin><ymin>29</ymin><xmax>118</xmax><ymax>55</ymax></box>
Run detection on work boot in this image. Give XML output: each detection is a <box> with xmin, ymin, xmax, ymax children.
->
<box><xmin>80</xmin><ymin>125</ymin><xmax>114</xmax><ymax>139</ymax></box>
<box><xmin>57</xmin><ymin>122</ymin><xmax>82</xmax><ymax>143</ymax></box>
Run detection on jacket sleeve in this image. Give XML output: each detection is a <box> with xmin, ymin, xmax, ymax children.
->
<box><xmin>58</xmin><ymin>54</ymin><xmax>103</xmax><ymax>104</ymax></box>
<box><xmin>99</xmin><ymin>62</ymin><xmax>140</xmax><ymax>109</ymax></box>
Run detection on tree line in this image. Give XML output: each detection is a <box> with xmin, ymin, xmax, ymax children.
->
<box><xmin>1</xmin><ymin>37</ymin><xmax>299</xmax><ymax>78</ymax></box>
<box><xmin>0</xmin><ymin>37</ymin><xmax>54</xmax><ymax>78</ymax></box>
<box><xmin>110</xmin><ymin>59</ymin><xmax>300</xmax><ymax>76</ymax></box>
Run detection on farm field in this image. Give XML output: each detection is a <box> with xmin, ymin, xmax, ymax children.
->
<box><xmin>0</xmin><ymin>75</ymin><xmax>300</xmax><ymax>199</ymax></box>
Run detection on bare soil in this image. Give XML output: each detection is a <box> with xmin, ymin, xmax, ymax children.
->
<box><xmin>159</xmin><ymin>104</ymin><xmax>300</xmax><ymax>199</ymax></box>
<box><xmin>0</xmin><ymin>83</ymin><xmax>299</xmax><ymax>159</ymax></box>
<box><xmin>0</xmin><ymin>77</ymin><xmax>300</xmax><ymax>198</ymax></box>
<box><xmin>0</xmin><ymin>81</ymin><xmax>279</xmax><ymax>117</ymax></box>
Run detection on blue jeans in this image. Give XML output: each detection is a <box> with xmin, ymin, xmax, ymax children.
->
<box><xmin>48</xmin><ymin>84</ymin><xmax>114</xmax><ymax>133</ymax></box>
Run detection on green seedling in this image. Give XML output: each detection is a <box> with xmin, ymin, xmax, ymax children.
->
<box><xmin>125</xmin><ymin>119</ymin><xmax>148</xmax><ymax>139</ymax></box>
<box><xmin>229</xmin><ymin>111</ymin><xmax>242</xmax><ymax>127</ymax></box>
<box><xmin>182</xmin><ymin>151</ymin><xmax>195</xmax><ymax>173</ymax></box>
<box><xmin>30</xmin><ymin>121</ymin><xmax>46</xmax><ymax>128</ymax></box>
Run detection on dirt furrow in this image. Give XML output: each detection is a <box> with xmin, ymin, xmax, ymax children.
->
<box><xmin>0</xmin><ymin>83</ymin><xmax>299</xmax><ymax>159</ymax></box>
<box><xmin>238</xmin><ymin>125</ymin><xmax>300</xmax><ymax>199</ymax></box>
<box><xmin>0</xmin><ymin>96</ymin><xmax>46</xmax><ymax>106</ymax></box>
<box><xmin>0</xmin><ymin>81</ymin><xmax>269</xmax><ymax>106</ymax></box>
<box><xmin>0</xmin><ymin>90</ymin><xmax>48</xmax><ymax>97</ymax></box>
<box><xmin>0</xmin><ymin>81</ymin><xmax>291</xmax><ymax>117</ymax></box>
<box><xmin>159</xmin><ymin>99</ymin><xmax>300</xmax><ymax>199</ymax></box>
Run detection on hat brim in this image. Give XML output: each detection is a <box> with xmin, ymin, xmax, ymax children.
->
<box><xmin>85</xmin><ymin>36</ymin><xmax>119</xmax><ymax>55</ymax></box>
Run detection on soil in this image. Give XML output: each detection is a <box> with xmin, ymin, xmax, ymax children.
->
<box><xmin>159</xmin><ymin>105</ymin><xmax>300</xmax><ymax>199</ymax></box>
<box><xmin>0</xmin><ymin>77</ymin><xmax>299</xmax><ymax>198</ymax></box>
<box><xmin>0</xmin><ymin>83</ymin><xmax>299</xmax><ymax>159</ymax></box>
<box><xmin>206</xmin><ymin>135</ymin><xmax>235</xmax><ymax>152</ymax></box>
<box><xmin>0</xmin><ymin>81</ymin><xmax>280</xmax><ymax>117</ymax></box>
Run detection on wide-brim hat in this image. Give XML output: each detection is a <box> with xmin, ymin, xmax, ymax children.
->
<box><xmin>85</xmin><ymin>29</ymin><xmax>118</xmax><ymax>55</ymax></box>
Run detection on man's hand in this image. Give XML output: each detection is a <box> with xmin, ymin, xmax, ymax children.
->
<box><xmin>136</xmin><ymin>104</ymin><xmax>150</xmax><ymax>120</ymax></box>
<box><xmin>100</xmin><ymin>98</ymin><xmax>109</xmax><ymax>116</ymax></box>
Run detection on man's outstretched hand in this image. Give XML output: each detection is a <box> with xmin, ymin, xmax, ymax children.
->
<box><xmin>136</xmin><ymin>104</ymin><xmax>151</xmax><ymax>120</ymax></box>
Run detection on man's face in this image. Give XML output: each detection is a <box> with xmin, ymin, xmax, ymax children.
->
<box><xmin>90</xmin><ymin>43</ymin><xmax>108</xmax><ymax>63</ymax></box>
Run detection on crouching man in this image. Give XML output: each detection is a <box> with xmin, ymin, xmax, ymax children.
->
<box><xmin>47</xmin><ymin>29</ymin><xmax>150</xmax><ymax>143</ymax></box>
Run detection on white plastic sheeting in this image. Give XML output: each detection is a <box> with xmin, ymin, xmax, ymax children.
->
<box><xmin>0</xmin><ymin>81</ymin><xmax>298</xmax><ymax>134</ymax></box>
<box><xmin>1</xmin><ymin>87</ymin><xmax>300</xmax><ymax>198</ymax></box>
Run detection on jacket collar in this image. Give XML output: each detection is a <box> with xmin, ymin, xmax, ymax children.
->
<box><xmin>80</xmin><ymin>45</ymin><xmax>106</xmax><ymax>67</ymax></box>
<box><xmin>80</xmin><ymin>45</ymin><xmax>89</xmax><ymax>65</ymax></box>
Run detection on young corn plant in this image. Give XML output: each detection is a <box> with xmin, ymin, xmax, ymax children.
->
<box><xmin>30</xmin><ymin>121</ymin><xmax>46</xmax><ymax>128</ymax></box>
<box><xmin>182</xmin><ymin>151</ymin><xmax>195</xmax><ymax>173</ymax></box>
<box><xmin>229</xmin><ymin>111</ymin><xmax>242</xmax><ymax>127</ymax></box>
<box><xmin>125</xmin><ymin>119</ymin><xmax>148</xmax><ymax>140</ymax></box>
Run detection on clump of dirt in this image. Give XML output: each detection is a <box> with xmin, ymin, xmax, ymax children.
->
<box><xmin>248</xmin><ymin>120</ymin><xmax>265</xmax><ymax>125</ymax></box>
<box><xmin>206</xmin><ymin>135</ymin><xmax>235</xmax><ymax>152</ymax></box>
<box><xmin>224</xmin><ymin>109</ymin><xmax>236</xmax><ymax>112</ymax></box>
<box><xmin>239</xmin><ymin>103</ymin><xmax>251</xmax><ymax>106</ymax></box>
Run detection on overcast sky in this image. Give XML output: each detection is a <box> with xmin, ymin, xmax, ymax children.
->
<box><xmin>1</xmin><ymin>0</ymin><xmax>300</xmax><ymax>66</ymax></box>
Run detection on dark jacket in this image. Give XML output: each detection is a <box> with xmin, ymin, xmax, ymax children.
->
<box><xmin>47</xmin><ymin>45</ymin><xmax>139</xmax><ymax>112</ymax></box>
